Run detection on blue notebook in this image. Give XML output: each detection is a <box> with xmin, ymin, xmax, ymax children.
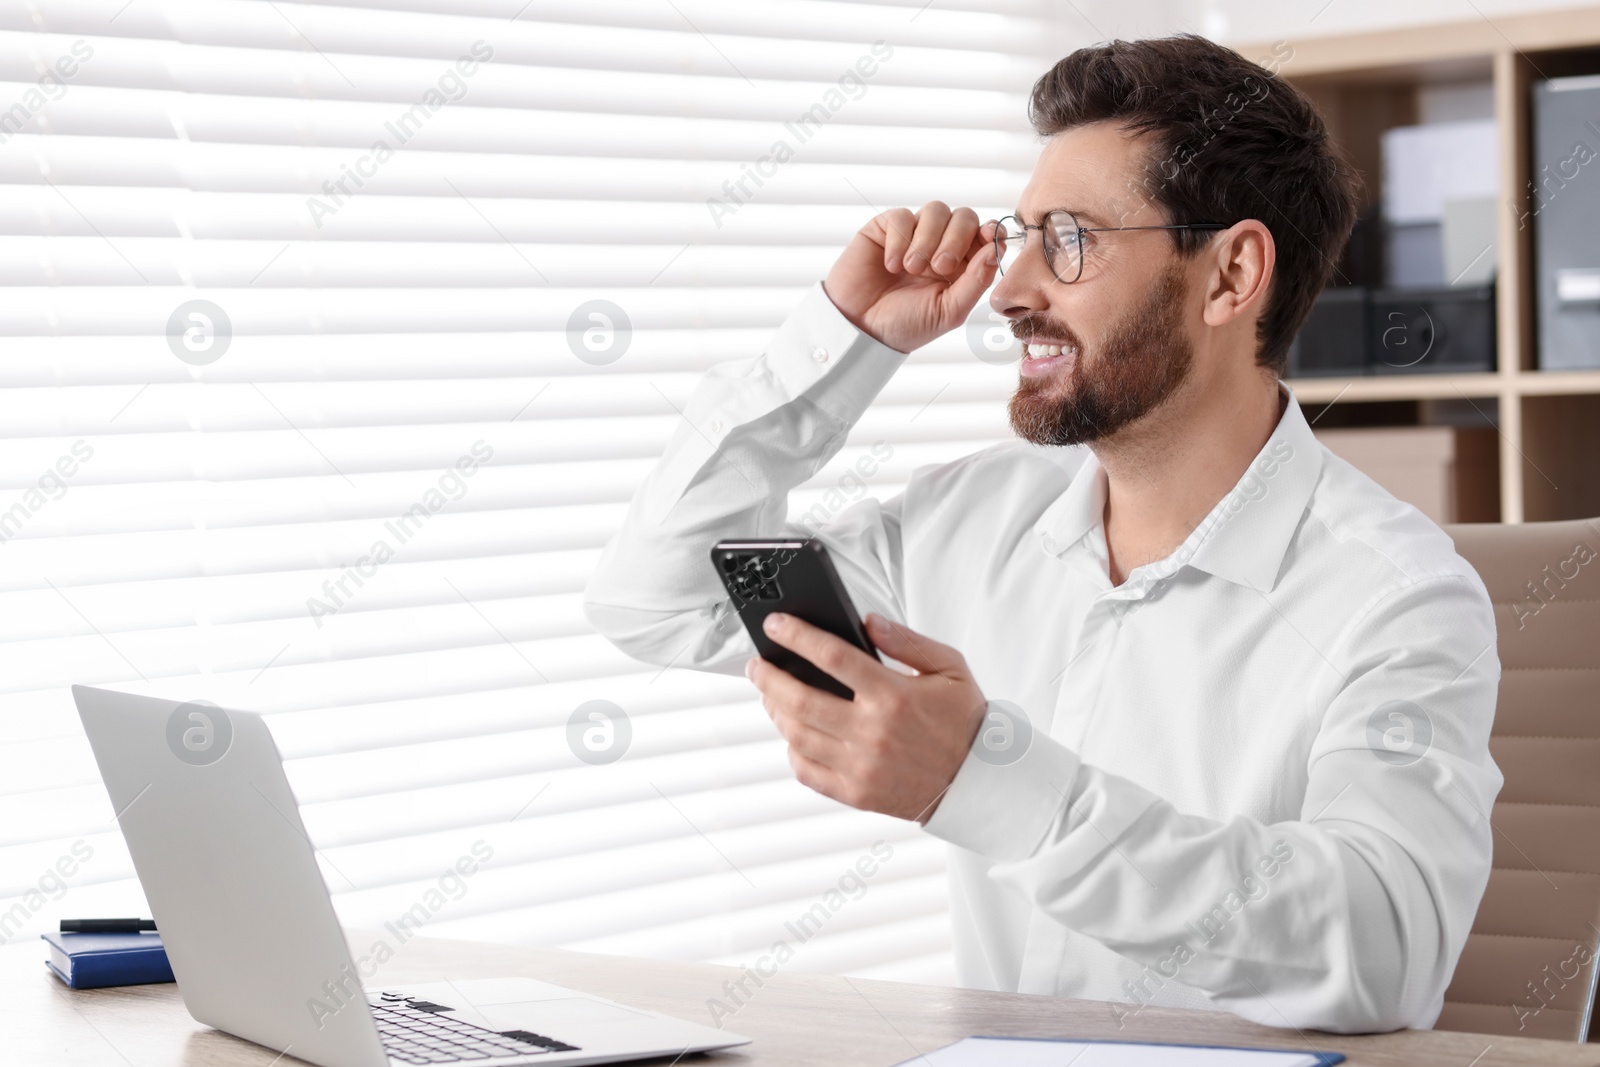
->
<box><xmin>895</xmin><ymin>1036</ymin><xmax>1344</xmax><ymax>1065</ymax></box>
<box><xmin>41</xmin><ymin>930</ymin><xmax>176</xmax><ymax>989</ymax></box>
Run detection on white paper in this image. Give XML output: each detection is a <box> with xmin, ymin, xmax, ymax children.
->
<box><xmin>1441</xmin><ymin>196</ymin><xmax>1498</xmax><ymax>286</ymax></box>
<box><xmin>894</xmin><ymin>1036</ymin><xmax>1331</xmax><ymax>1066</ymax></box>
<box><xmin>1382</xmin><ymin>119</ymin><xmax>1499</xmax><ymax>225</ymax></box>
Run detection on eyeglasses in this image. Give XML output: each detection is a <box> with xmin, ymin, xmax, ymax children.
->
<box><xmin>994</xmin><ymin>210</ymin><xmax>1228</xmax><ymax>285</ymax></box>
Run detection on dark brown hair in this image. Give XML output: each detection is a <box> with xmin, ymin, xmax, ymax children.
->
<box><xmin>1027</xmin><ymin>34</ymin><xmax>1361</xmax><ymax>375</ymax></box>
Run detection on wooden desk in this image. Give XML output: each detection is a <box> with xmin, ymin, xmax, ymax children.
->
<box><xmin>8</xmin><ymin>932</ymin><xmax>1598</xmax><ymax>1067</ymax></box>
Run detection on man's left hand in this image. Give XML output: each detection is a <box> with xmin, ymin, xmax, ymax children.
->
<box><xmin>746</xmin><ymin>612</ymin><xmax>986</xmax><ymax>823</ymax></box>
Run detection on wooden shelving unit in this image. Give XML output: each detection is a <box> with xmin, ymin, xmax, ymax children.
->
<box><xmin>1241</xmin><ymin>7</ymin><xmax>1600</xmax><ymax>523</ymax></box>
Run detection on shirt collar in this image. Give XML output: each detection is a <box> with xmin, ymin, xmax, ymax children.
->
<box><xmin>1034</xmin><ymin>380</ymin><xmax>1323</xmax><ymax>593</ymax></box>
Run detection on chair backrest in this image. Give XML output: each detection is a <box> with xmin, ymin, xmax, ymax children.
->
<box><xmin>1436</xmin><ymin>517</ymin><xmax>1600</xmax><ymax>1042</ymax></box>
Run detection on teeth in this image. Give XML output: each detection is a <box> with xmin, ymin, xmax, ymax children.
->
<box><xmin>1025</xmin><ymin>342</ymin><xmax>1074</xmax><ymax>359</ymax></box>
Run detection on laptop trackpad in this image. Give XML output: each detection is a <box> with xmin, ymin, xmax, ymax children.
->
<box><xmin>481</xmin><ymin>997</ymin><xmax>652</xmax><ymax>1030</ymax></box>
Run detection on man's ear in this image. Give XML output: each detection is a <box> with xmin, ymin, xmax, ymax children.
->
<box><xmin>1201</xmin><ymin>220</ymin><xmax>1274</xmax><ymax>329</ymax></box>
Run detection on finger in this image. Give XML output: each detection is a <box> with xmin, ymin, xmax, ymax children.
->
<box><xmin>770</xmin><ymin>705</ymin><xmax>848</xmax><ymax>768</ymax></box>
<box><xmin>904</xmin><ymin>201</ymin><xmax>953</xmax><ymax>276</ymax></box>
<box><xmin>936</xmin><ymin>229</ymin><xmax>1000</xmax><ymax>324</ymax></box>
<box><xmin>786</xmin><ymin>745</ymin><xmax>848</xmax><ymax>805</ymax></box>
<box><xmin>863</xmin><ymin>612</ymin><xmax>967</xmax><ymax>678</ymax></box>
<box><xmin>748</xmin><ymin>653</ymin><xmax>851</xmax><ymax>740</ymax></box>
<box><xmin>978</xmin><ymin>218</ymin><xmax>1003</xmax><ymax>260</ymax></box>
<box><xmin>981</xmin><ymin>219</ymin><xmax>1006</xmax><ymax>266</ymax></box>
<box><xmin>763</xmin><ymin>612</ymin><xmax>891</xmax><ymax>695</ymax></box>
<box><xmin>876</xmin><ymin>208</ymin><xmax>916</xmax><ymax>273</ymax></box>
<box><xmin>930</xmin><ymin>206</ymin><xmax>980</xmax><ymax>279</ymax></box>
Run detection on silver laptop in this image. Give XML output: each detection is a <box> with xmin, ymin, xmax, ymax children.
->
<box><xmin>72</xmin><ymin>684</ymin><xmax>750</xmax><ymax>1067</ymax></box>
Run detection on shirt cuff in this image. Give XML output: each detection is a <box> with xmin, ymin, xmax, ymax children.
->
<box><xmin>765</xmin><ymin>281</ymin><xmax>887</xmax><ymax>411</ymax></box>
<box><xmin>922</xmin><ymin>725</ymin><xmax>1082</xmax><ymax>863</ymax></box>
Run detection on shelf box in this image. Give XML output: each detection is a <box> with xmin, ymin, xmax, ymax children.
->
<box><xmin>1289</xmin><ymin>285</ymin><xmax>1496</xmax><ymax>376</ymax></box>
<box><xmin>1313</xmin><ymin>426</ymin><xmax>1500</xmax><ymax>523</ymax></box>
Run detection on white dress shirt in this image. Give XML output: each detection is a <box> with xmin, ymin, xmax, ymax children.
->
<box><xmin>583</xmin><ymin>282</ymin><xmax>1503</xmax><ymax>1034</ymax></box>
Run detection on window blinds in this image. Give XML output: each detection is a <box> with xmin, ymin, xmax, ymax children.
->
<box><xmin>0</xmin><ymin>0</ymin><xmax>1049</xmax><ymax>987</ymax></box>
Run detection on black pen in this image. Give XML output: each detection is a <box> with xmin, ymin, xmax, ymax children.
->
<box><xmin>60</xmin><ymin>918</ymin><xmax>157</xmax><ymax>933</ymax></box>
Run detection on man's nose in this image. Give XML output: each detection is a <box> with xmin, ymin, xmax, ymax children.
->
<box><xmin>990</xmin><ymin>260</ymin><xmax>1051</xmax><ymax>321</ymax></box>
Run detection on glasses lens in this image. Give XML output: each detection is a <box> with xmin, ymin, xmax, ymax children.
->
<box><xmin>994</xmin><ymin>214</ymin><xmax>1082</xmax><ymax>282</ymax></box>
<box><xmin>1044</xmin><ymin>211</ymin><xmax>1081</xmax><ymax>283</ymax></box>
<box><xmin>995</xmin><ymin>217</ymin><xmax>1023</xmax><ymax>276</ymax></box>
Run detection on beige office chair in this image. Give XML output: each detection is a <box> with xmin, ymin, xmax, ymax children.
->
<box><xmin>1434</xmin><ymin>517</ymin><xmax>1600</xmax><ymax>1041</ymax></box>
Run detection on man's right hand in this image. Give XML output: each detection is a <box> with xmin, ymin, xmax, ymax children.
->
<box><xmin>823</xmin><ymin>202</ymin><xmax>1000</xmax><ymax>355</ymax></box>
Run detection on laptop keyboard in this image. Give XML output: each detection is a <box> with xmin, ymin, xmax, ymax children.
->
<box><xmin>371</xmin><ymin>996</ymin><xmax>579</xmax><ymax>1063</ymax></box>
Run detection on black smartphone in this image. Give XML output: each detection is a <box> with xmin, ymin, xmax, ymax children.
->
<box><xmin>711</xmin><ymin>538</ymin><xmax>879</xmax><ymax>700</ymax></box>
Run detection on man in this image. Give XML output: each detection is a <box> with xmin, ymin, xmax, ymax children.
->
<box><xmin>584</xmin><ymin>35</ymin><xmax>1500</xmax><ymax>1034</ymax></box>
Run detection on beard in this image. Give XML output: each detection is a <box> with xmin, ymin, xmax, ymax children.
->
<box><xmin>1007</xmin><ymin>262</ymin><xmax>1195</xmax><ymax>447</ymax></box>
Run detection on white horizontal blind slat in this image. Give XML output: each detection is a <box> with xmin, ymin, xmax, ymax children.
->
<box><xmin>0</xmin><ymin>0</ymin><xmax>1055</xmax><ymax>983</ymax></box>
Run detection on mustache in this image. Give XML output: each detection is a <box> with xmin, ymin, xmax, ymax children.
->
<box><xmin>1010</xmin><ymin>312</ymin><xmax>1084</xmax><ymax>352</ymax></box>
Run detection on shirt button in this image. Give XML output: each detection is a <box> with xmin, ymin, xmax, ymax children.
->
<box><xmin>710</xmin><ymin>418</ymin><xmax>723</xmax><ymax>434</ymax></box>
<box><xmin>1042</xmin><ymin>535</ymin><xmax>1057</xmax><ymax>553</ymax></box>
<box><xmin>812</xmin><ymin>346</ymin><xmax>829</xmax><ymax>363</ymax></box>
